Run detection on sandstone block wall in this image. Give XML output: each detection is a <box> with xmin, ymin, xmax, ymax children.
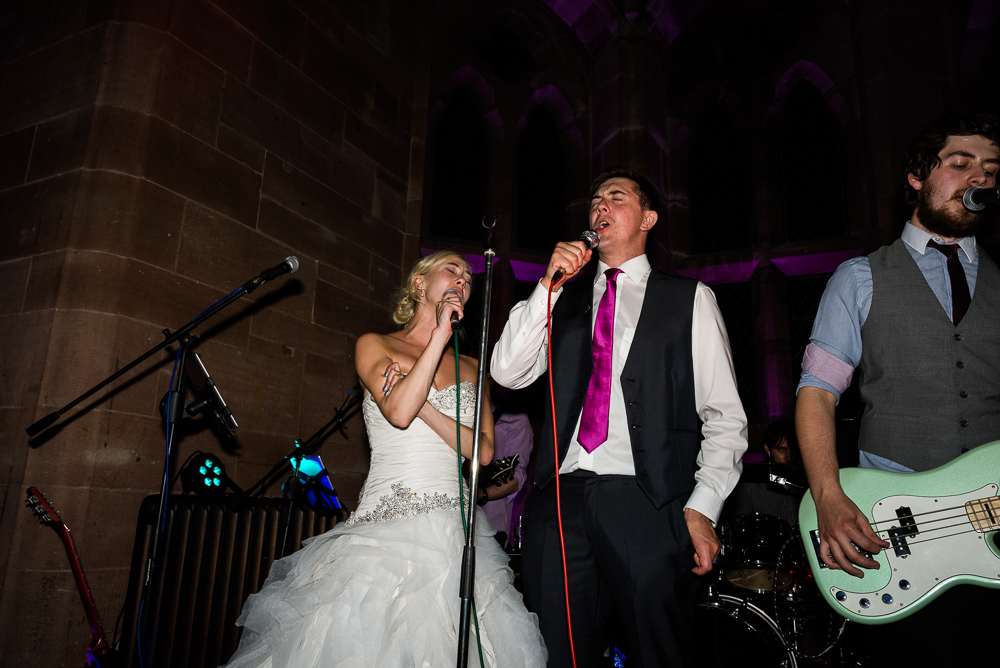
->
<box><xmin>0</xmin><ymin>0</ymin><xmax>428</xmax><ymax>663</ymax></box>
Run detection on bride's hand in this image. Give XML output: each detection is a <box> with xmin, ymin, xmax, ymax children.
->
<box><xmin>382</xmin><ymin>362</ymin><xmax>403</xmax><ymax>397</ymax></box>
<box><xmin>434</xmin><ymin>290</ymin><xmax>464</xmax><ymax>335</ymax></box>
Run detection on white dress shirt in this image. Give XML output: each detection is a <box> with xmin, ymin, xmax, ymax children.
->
<box><xmin>490</xmin><ymin>254</ymin><xmax>747</xmax><ymax>524</ymax></box>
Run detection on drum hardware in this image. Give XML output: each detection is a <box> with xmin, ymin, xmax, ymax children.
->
<box><xmin>695</xmin><ymin>593</ymin><xmax>798</xmax><ymax>668</ymax></box>
<box><xmin>772</xmin><ymin>533</ymin><xmax>849</xmax><ymax>662</ymax></box>
<box><xmin>703</xmin><ymin>513</ymin><xmax>860</xmax><ymax>667</ymax></box>
<box><xmin>722</xmin><ymin>513</ymin><xmax>796</xmax><ymax>594</ymax></box>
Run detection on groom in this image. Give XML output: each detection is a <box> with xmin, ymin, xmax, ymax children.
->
<box><xmin>491</xmin><ymin>167</ymin><xmax>747</xmax><ymax>666</ymax></box>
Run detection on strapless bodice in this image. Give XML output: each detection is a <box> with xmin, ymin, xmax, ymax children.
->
<box><xmin>349</xmin><ymin>382</ymin><xmax>477</xmax><ymax>525</ymax></box>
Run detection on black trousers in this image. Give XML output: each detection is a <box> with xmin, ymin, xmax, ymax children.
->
<box><xmin>522</xmin><ymin>474</ymin><xmax>697</xmax><ymax>668</ymax></box>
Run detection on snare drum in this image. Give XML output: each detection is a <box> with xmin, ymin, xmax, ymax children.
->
<box><xmin>694</xmin><ymin>594</ymin><xmax>797</xmax><ymax>668</ymax></box>
<box><xmin>722</xmin><ymin>513</ymin><xmax>794</xmax><ymax>594</ymax></box>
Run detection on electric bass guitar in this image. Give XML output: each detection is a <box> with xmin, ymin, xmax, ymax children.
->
<box><xmin>25</xmin><ymin>487</ymin><xmax>117</xmax><ymax>667</ymax></box>
<box><xmin>798</xmin><ymin>440</ymin><xmax>1000</xmax><ymax>625</ymax></box>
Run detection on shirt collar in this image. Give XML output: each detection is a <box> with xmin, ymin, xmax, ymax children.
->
<box><xmin>901</xmin><ymin>221</ymin><xmax>976</xmax><ymax>262</ymax></box>
<box><xmin>594</xmin><ymin>254</ymin><xmax>650</xmax><ymax>286</ymax></box>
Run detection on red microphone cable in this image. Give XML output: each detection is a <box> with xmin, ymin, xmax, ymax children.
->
<box><xmin>546</xmin><ymin>279</ymin><xmax>578</xmax><ymax>668</ymax></box>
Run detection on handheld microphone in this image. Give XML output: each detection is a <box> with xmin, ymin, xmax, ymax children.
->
<box><xmin>551</xmin><ymin>230</ymin><xmax>601</xmax><ymax>284</ymax></box>
<box><xmin>961</xmin><ymin>185</ymin><xmax>1000</xmax><ymax>212</ymax></box>
<box><xmin>243</xmin><ymin>256</ymin><xmax>300</xmax><ymax>293</ymax></box>
<box><xmin>442</xmin><ymin>288</ymin><xmax>462</xmax><ymax>330</ymax></box>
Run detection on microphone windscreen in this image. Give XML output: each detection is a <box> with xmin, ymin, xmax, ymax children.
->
<box><xmin>580</xmin><ymin>229</ymin><xmax>600</xmax><ymax>250</ymax></box>
<box><xmin>286</xmin><ymin>256</ymin><xmax>301</xmax><ymax>273</ymax></box>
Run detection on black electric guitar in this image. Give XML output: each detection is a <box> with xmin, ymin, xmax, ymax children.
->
<box><xmin>26</xmin><ymin>487</ymin><xmax>117</xmax><ymax>667</ymax></box>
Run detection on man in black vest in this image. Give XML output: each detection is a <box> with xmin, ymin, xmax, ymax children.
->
<box><xmin>491</xmin><ymin>167</ymin><xmax>747</xmax><ymax>667</ymax></box>
<box><xmin>796</xmin><ymin>112</ymin><xmax>1000</xmax><ymax>663</ymax></box>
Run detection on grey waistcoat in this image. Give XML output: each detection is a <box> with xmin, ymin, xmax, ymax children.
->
<box><xmin>859</xmin><ymin>238</ymin><xmax>1000</xmax><ymax>471</ymax></box>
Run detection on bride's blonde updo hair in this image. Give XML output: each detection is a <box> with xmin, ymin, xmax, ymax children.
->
<box><xmin>391</xmin><ymin>251</ymin><xmax>468</xmax><ymax>328</ymax></box>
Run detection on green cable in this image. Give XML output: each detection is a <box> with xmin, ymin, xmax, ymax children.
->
<box><xmin>454</xmin><ymin>332</ymin><xmax>486</xmax><ymax>668</ymax></box>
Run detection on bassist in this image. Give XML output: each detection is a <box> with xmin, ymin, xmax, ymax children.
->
<box><xmin>796</xmin><ymin>112</ymin><xmax>1000</xmax><ymax>664</ymax></box>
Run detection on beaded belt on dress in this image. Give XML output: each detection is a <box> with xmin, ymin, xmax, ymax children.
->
<box><xmin>345</xmin><ymin>482</ymin><xmax>462</xmax><ymax>526</ymax></box>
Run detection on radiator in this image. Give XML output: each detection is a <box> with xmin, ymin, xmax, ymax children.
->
<box><xmin>119</xmin><ymin>494</ymin><xmax>339</xmax><ymax>668</ymax></box>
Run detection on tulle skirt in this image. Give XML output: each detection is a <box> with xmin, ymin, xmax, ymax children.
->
<box><xmin>222</xmin><ymin>508</ymin><xmax>547</xmax><ymax>668</ymax></box>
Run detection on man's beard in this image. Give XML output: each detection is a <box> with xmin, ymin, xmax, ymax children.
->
<box><xmin>916</xmin><ymin>182</ymin><xmax>983</xmax><ymax>238</ymax></box>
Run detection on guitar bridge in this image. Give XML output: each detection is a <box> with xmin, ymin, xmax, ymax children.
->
<box><xmin>809</xmin><ymin>529</ymin><xmax>873</xmax><ymax>568</ymax></box>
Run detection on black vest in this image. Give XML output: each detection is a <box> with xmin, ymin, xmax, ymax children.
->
<box><xmin>535</xmin><ymin>269</ymin><xmax>702</xmax><ymax>509</ymax></box>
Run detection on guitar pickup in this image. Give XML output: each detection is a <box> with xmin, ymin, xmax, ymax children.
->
<box><xmin>887</xmin><ymin>527</ymin><xmax>912</xmax><ymax>557</ymax></box>
<box><xmin>810</xmin><ymin>530</ymin><xmax>873</xmax><ymax>569</ymax></box>
<box><xmin>886</xmin><ymin>506</ymin><xmax>918</xmax><ymax>558</ymax></box>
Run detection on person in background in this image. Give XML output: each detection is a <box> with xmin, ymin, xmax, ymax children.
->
<box><xmin>721</xmin><ymin>420</ymin><xmax>805</xmax><ymax>526</ymax></box>
<box><xmin>477</xmin><ymin>381</ymin><xmax>534</xmax><ymax>548</ymax></box>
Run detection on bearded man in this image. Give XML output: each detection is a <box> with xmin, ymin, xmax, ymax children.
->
<box><xmin>796</xmin><ymin>112</ymin><xmax>1000</xmax><ymax>664</ymax></box>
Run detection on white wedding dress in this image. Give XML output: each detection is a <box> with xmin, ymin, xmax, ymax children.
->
<box><xmin>223</xmin><ymin>382</ymin><xmax>547</xmax><ymax>668</ymax></box>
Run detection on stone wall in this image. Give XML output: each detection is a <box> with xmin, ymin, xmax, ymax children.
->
<box><xmin>0</xmin><ymin>0</ymin><xmax>428</xmax><ymax>663</ymax></box>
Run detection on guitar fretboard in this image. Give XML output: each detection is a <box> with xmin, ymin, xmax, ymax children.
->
<box><xmin>965</xmin><ymin>496</ymin><xmax>1000</xmax><ymax>532</ymax></box>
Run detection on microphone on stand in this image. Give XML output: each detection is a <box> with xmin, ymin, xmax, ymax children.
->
<box><xmin>961</xmin><ymin>185</ymin><xmax>1000</xmax><ymax>212</ymax></box>
<box><xmin>442</xmin><ymin>288</ymin><xmax>462</xmax><ymax>330</ymax></box>
<box><xmin>243</xmin><ymin>256</ymin><xmax>300</xmax><ymax>293</ymax></box>
<box><xmin>551</xmin><ymin>229</ymin><xmax>601</xmax><ymax>284</ymax></box>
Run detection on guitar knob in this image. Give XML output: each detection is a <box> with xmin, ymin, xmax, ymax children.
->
<box><xmin>859</xmin><ymin>598</ymin><xmax>870</xmax><ymax>608</ymax></box>
<box><xmin>835</xmin><ymin>591</ymin><xmax>847</xmax><ymax>601</ymax></box>
<box><xmin>881</xmin><ymin>593</ymin><xmax>893</xmax><ymax>604</ymax></box>
<box><xmin>899</xmin><ymin>580</ymin><xmax>910</xmax><ymax>590</ymax></box>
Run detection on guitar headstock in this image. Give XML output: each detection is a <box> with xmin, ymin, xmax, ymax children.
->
<box><xmin>25</xmin><ymin>487</ymin><xmax>60</xmax><ymax>526</ymax></box>
<box><xmin>489</xmin><ymin>454</ymin><xmax>520</xmax><ymax>486</ymax></box>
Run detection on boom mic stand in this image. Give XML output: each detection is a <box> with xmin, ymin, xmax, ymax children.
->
<box><xmin>456</xmin><ymin>218</ymin><xmax>496</xmax><ymax>668</ymax></box>
<box><xmin>24</xmin><ymin>256</ymin><xmax>300</xmax><ymax>664</ymax></box>
<box><xmin>232</xmin><ymin>386</ymin><xmax>363</xmax><ymax>511</ymax></box>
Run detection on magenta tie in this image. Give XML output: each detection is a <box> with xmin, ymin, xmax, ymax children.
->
<box><xmin>578</xmin><ymin>268</ymin><xmax>622</xmax><ymax>453</ymax></box>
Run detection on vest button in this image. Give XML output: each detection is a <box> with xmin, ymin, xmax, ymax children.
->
<box><xmin>632</xmin><ymin>424</ymin><xmax>641</xmax><ymax>429</ymax></box>
<box><xmin>954</xmin><ymin>333</ymin><xmax>963</xmax><ymax>341</ymax></box>
<box><xmin>960</xmin><ymin>391</ymin><xmax>969</xmax><ymax>398</ymax></box>
<box><xmin>960</xmin><ymin>420</ymin><xmax>969</xmax><ymax>428</ymax></box>
<box><xmin>956</xmin><ymin>361</ymin><xmax>965</xmax><ymax>369</ymax></box>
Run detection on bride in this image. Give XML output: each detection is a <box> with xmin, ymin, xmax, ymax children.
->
<box><xmin>224</xmin><ymin>251</ymin><xmax>547</xmax><ymax>668</ymax></box>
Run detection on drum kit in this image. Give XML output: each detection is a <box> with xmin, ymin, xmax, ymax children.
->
<box><xmin>695</xmin><ymin>512</ymin><xmax>863</xmax><ymax>668</ymax></box>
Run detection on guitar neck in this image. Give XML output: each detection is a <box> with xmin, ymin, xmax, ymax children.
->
<box><xmin>56</xmin><ymin>523</ymin><xmax>110</xmax><ymax>657</ymax></box>
<box><xmin>26</xmin><ymin>489</ymin><xmax>110</xmax><ymax>659</ymax></box>
<box><xmin>965</xmin><ymin>495</ymin><xmax>1000</xmax><ymax>532</ymax></box>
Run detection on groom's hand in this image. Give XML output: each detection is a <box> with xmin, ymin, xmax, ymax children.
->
<box><xmin>684</xmin><ymin>508</ymin><xmax>721</xmax><ymax>576</ymax></box>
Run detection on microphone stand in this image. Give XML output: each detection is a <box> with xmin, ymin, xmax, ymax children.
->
<box><xmin>24</xmin><ymin>261</ymin><xmax>296</xmax><ymax>665</ymax></box>
<box><xmin>26</xmin><ymin>267</ymin><xmax>288</xmax><ymax>438</ymax></box>
<box><xmin>232</xmin><ymin>387</ymin><xmax>362</xmax><ymax>511</ymax></box>
<box><xmin>456</xmin><ymin>218</ymin><xmax>496</xmax><ymax>668</ymax></box>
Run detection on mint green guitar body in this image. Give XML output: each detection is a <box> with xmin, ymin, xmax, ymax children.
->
<box><xmin>798</xmin><ymin>440</ymin><xmax>1000</xmax><ymax>625</ymax></box>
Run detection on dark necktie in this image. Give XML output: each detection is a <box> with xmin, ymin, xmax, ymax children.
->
<box><xmin>578</xmin><ymin>268</ymin><xmax>622</xmax><ymax>453</ymax></box>
<box><xmin>926</xmin><ymin>240</ymin><xmax>971</xmax><ymax>326</ymax></box>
